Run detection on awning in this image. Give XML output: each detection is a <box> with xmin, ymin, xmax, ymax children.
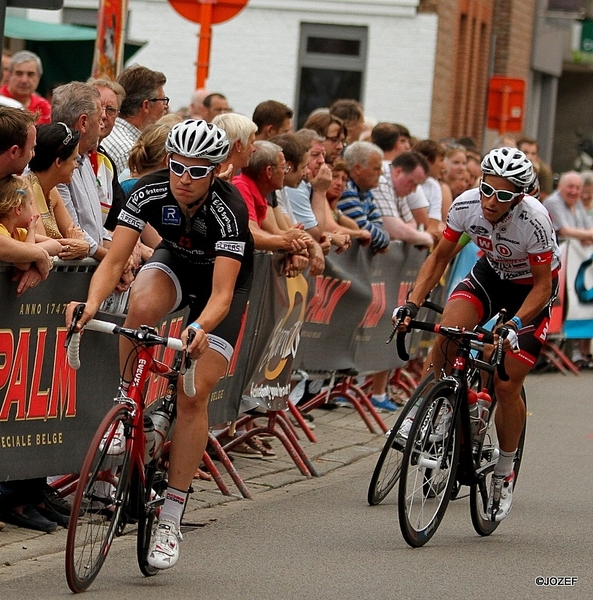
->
<box><xmin>4</xmin><ymin>16</ymin><xmax>97</xmax><ymax>41</ymax></box>
<box><xmin>3</xmin><ymin>16</ymin><xmax>145</xmax><ymax>96</ymax></box>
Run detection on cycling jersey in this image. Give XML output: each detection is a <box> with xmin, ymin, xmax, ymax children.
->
<box><xmin>117</xmin><ymin>169</ymin><xmax>254</xmax><ymax>358</ymax></box>
<box><xmin>117</xmin><ymin>168</ymin><xmax>253</xmax><ymax>287</ymax></box>
<box><xmin>443</xmin><ymin>188</ymin><xmax>561</xmax><ymax>282</ymax></box>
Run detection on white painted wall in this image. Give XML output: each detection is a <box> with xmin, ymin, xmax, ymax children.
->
<box><xmin>58</xmin><ymin>0</ymin><xmax>438</xmax><ymax>137</ymax></box>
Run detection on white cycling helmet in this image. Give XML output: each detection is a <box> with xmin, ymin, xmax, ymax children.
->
<box><xmin>481</xmin><ymin>147</ymin><xmax>534</xmax><ymax>190</ymax></box>
<box><xmin>165</xmin><ymin>119</ymin><xmax>230</xmax><ymax>163</ymax></box>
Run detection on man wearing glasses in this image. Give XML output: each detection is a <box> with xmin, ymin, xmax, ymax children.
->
<box><xmin>68</xmin><ymin>119</ymin><xmax>253</xmax><ymax>569</ymax></box>
<box><xmin>52</xmin><ymin>82</ymin><xmax>110</xmax><ymax>261</ymax></box>
<box><xmin>393</xmin><ymin>147</ymin><xmax>560</xmax><ymax>523</ymax></box>
<box><xmin>102</xmin><ymin>65</ymin><xmax>168</xmax><ymax>173</ymax></box>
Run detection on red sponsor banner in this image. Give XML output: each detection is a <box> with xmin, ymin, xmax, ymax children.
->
<box><xmin>92</xmin><ymin>0</ymin><xmax>128</xmax><ymax>79</ymax></box>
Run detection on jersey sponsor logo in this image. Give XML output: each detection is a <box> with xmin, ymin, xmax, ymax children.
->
<box><xmin>469</xmin><ymin>225</ymin><xmax>490</xmax><ymax>236</ymax></box>
<box><xmin>192</xmin><ymin>216</ymin><xmax>207</xmax><ymax>235</ymax></box>
<box><xmin>215</xmin><ymin>240</ymin><xmax>245</xmax><ymax>255</ymax></box>
<box><xmin>535</xmin><ymin>318</ymin><xmax>549</xmax><ymax>342</ymax></box>
<box><xmin>530</xmin><ymin>252</ymin><xmax>552</xmax><ymax>264</ymax></box>
<box><xmin>162</xmin><ymin>205</ymin><xmax>181</xmax><ymax>226</ymax></box>
<box><xmin>118</xmin><ymin>212</ymin><xmax>143</xmax><ymax>230</ymax></box>
<box><xmin>476</xmin><ymin>235</ymin><xmax>493</xmax><ymax>251</ymax></box>
<box><xmin>495</xmin><ymin>233</ymin><xmax>520</xmax><ymax>245</ymax></box>
<box><xmin>211</xmin><ymin>195</ymin><xmax>240</xmax><ymax>236</ymax></box>
<box><xmin>495</xmin><ymin>243</ymin><xmax>512</xmax><ymax>257</ymax></box>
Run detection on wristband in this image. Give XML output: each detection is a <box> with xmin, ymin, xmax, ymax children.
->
<box><xmin>188</xmin><ymin>322</ymin><xmax>202</xmax><ymax>333</ymax></box>
<box><xmin>510</xmin><ymin>315</ymin><xmax>523</xmax><ymax>331</ymax></box>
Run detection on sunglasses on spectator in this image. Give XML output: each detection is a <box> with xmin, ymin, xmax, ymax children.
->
<box><xmin>169</xmin><ymin>159</ymin><xmax>216</xmax><ymax>179</ymax></box>
<box><xmin>479</xmin><ymin>180</ymin><xmax>522</xmax><ymax>203</ymax></box>
<box><xmin>57</xmin><ymin>122</ymin><xmax>74</xmax><ymax>145</ymax></box>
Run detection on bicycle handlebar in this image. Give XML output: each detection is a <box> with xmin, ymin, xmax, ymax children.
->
<box><xmin>66</xmin><ymin>306</ymin><xmax>196</xmax><ymax>396</ymax></box>
<box><xmin>394</xmin><ymin>319</ymin><xmax>509</xmax><ymax>381</ymax></box>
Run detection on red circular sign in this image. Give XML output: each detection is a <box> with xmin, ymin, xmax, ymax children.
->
<box><xmin>168</xmin><ymin>0</ymin><xmax>248</xmax><ymax>24</ymax></box>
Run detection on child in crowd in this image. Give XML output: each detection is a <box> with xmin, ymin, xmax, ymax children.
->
<box><xmin>0</xmin><ymin>175</ymin><xmax>61</xmax><ymax>270</ymax></box>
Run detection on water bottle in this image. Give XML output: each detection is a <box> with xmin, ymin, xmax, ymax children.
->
<box><xmin>143</xmin><ymin>415</ymin><xmax>156</xmax><ymax>464</ymax></box>
<box><xmin>151</xmin><ymin>408</ymin><xmax>171</xmax><ymax>458</ymax></box>
<box><xmin>467</xmin><ymin>389</ymin><xmax>480</xmax><ymax>441</ymax></box>
<box><xmin>475</xmin><ymin>388</ymin><xmax>492</xmax><ymax>438</ymax></box>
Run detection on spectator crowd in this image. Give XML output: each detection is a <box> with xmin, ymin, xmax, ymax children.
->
<box><xmin>0</xmin><ymin>49</ymin><xmax>587</xmax><ymax>532</ymax></box>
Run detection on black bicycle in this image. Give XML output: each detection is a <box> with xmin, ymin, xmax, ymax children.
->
<box><xmin>391</xmin><ymin>318</ymin><xmax>526</xmax><ymax>547</ymax></box>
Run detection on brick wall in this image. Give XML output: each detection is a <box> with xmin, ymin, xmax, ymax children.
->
<box><xmin>420</xmin><ymin>0</ymin><xmax>536</xmax><ymax>147</ymax></box>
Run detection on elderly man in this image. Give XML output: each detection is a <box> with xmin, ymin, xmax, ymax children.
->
<box><xmin>543</xmin><ymin>171</ymin><xmax>593</xmax><ymax>365</ymax></box>
<box><xmin>188</xmin><ymin>88</ymin><xmax>210</xmax><ymax>120</ymax></box>
<box><xmin>233</xmin><ymin>140</ymin><xmax>312</xmax><ymax>276</ymax></box>
<box><xmin>89</xmin><ymin>78</ymin><xmax>127</xmax><ymax>229</ymax></box>
<box><xmin>52</xmin><ymin>82</ymin><xmax>109</xmax><ymax>261</ymax></box>
<box><xmin>0</xmin><ymin>50</ymin><xmax>51</xmax><ymax>124</ymax></box>
<box><xmin>543</xmin><ymin>171</ymin><xmax>593</xmax><ymax>244</ymax></box>
<box><xmin>337</xmin><ymin>141</ymin><xmax>390</xmax><ymax>253</ymax></box>
<box><xmin>0</xmin><ymin>107</ymin><xmax>52</xmax><ymax>292</ymax></box>
<box><xmin>102</xmin><ymin>65</ymin><xmax>167</xmax><ymax>173</ymax></box>
<box><xmin>337</xmin><ymin>140</ymin><xmax>395</xmax><ymax>411</ymax></box>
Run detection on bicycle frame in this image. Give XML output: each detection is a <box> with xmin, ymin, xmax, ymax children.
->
<box><xmin>121</xmin><ymin>341</ymin><xmax>181</xmax><ymax>518</ymax></box>
<box><xmin>437</xmin><ymin>336</ymin><xmax>497</xmax><ymax>487</ymax></box>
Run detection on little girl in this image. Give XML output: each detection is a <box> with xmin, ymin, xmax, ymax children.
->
<box><xmin>0</xmin><ymin>175</ymin><xmax>62</xmax><ymax>271</ymax></box>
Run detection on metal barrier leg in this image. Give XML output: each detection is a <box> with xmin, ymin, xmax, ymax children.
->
<box><xmin>341</xmin><ymin>377</ymin><xmax>388</xmax><ymax>434</ymax></box>
<box><xmin>207</xmin><ymin>433</ymin><xmax>253</xmax><ymax>499</ymax></box>
<box><xmin>287</xmin><ymin>400</ymin><xmax>317</xmax><ymax>442</ymax></box>
<box><xmin>224</xmin><ymin>412</ymin><xmax>318</xmax><ymax>477</ymax></box>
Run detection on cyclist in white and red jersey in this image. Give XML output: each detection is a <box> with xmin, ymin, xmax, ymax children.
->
<box><xmin>393</xmin><ymin>147</ymin><xmax>559</xmax><ymax>523</ymax></box>
<box><xmin>67</xmin><ymin>120</ymin><xmax>253</xmax><ymax>569</ymax></box>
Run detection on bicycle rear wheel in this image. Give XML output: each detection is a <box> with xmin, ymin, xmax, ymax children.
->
<box><xmin>367</xmin><ymin>374</ymin><xmax>436</xmax><ymax>505</ymax></box>
<box><xmin>398</xmin><ymin>381</ymin><xmax>460</xmax><ymax>547</ymax></box>
<box><xmin>137</xmin><ymin>457</ymin><xmax>168</xmax><ymax>576</ymax></box>
<box><xmin>65</xmin><ymin>404</ymin><xmax>133</xmax><ymax>593</ymax></box>
<box><xmin>470</xmin><ymin>387</ymin><xmax>527</xmax><ymax>536</ymax></box>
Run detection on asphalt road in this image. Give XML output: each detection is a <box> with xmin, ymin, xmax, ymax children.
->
<box><xmin>0</xmin><ymin>371</ymin><xmax>591</xmax><ymax>599</ymax></box>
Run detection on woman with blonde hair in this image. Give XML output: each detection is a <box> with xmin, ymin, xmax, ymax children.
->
<box><xmin>120</xmin><ymin>119</ymin><xmax>180</xmax><ymax>196</ymax></box>
<box><xmin>212</xmin><ymin>112</ymin><xmax>257</xmax><ymax>177</ymax></box>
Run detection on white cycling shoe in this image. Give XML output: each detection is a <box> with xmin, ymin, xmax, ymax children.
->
<box><xmin>148</xmin><ymin>520</ymin><xmax>183</xmax><ymax>569</ymax></box>
<box><xmin>487</xmin><ymin>471</ymin><xmax>515</xmax><ymax>522</ymax></box>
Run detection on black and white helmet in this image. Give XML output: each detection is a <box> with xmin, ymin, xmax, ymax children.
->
<box><xmin>481</xmin><ymin>147</ymin><xmax>534</xmax><ymax>190</ymax></box>
<box><xmin>165</xmin><ymin>119</ymin><xmax>230</xmax><ymax>163</ymax></box>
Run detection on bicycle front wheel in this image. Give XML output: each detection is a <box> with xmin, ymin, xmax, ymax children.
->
<box><xmin>65</xmin><ymin>404</ymin><xmax>133</xmax><ymax>593</ymax></box>
<box><xmin>367</xmin><ymin>374</ymin><xmax>436</xmax><ymax>506</ymax></box>
<box><xmin>470</xmin><ymin>387</ymin><xmax>527</xmax><ymax>536</ymax></box>
<box><xmin>398</xmin><ymin>381</ymin><xmax>460</xmax><ymax>547</ymax></box>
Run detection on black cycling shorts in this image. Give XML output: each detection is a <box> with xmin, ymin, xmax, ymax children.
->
<box><xmin>142</xmin><ymin>245</ymin><xmax>252</xmax><ymax>361</ymax></box>
<box><xmin>449</xmin><ymin>256</ymin><xmax>558</xmax><ymax>367</ymax></box>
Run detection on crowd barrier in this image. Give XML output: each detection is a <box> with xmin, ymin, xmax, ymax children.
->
<box><xmin>0</xmin><ymin>242</ymin><xmax>430</xmax><ymax>481</ymax></box>
<box><xmin>206</xmin><ymin>242</ymin><xmax>431</xmax><ymax>424</ymax></box>
<box><xmin>7</xmin><ymin>235</ymin><xmax>588</xmax><ymax>482</ymax></box>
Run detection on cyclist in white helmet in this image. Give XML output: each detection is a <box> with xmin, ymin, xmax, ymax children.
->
<box><xmin>393</xmin><ymin>147</ymin><xmax>560</xmax><ymax>523</ymax></box>
<box><xmin>67</xmin><ymin>119</ymin><xmax>253</xmax><ymax>569</ymax></box>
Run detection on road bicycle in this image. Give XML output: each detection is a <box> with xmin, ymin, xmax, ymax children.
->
<box><xmin>64</xmin><ymin>304</ymin><xmax>195</xmax><ymax>593</ymax></box>
<box><xmin>389</xmin><ymin>316</ymin><xmax>526</xmax><ymax>547</ymax></box>
<box><xmin>367</xmin><ymin>301</ymin><xmax>443</xmax><ymax>506</ymax></box>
